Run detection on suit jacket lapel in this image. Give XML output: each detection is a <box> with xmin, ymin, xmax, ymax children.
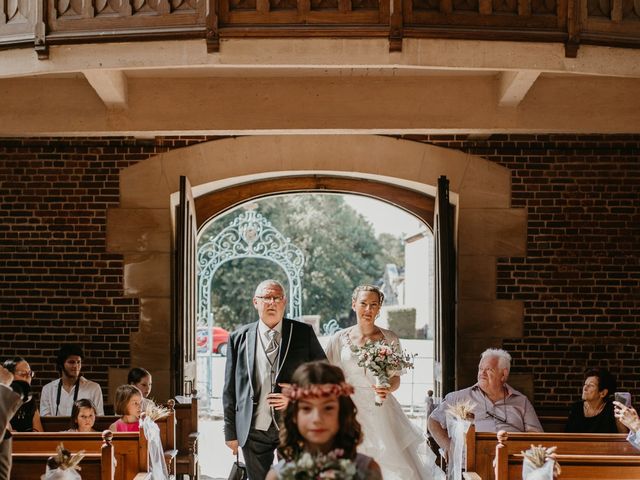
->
<box><xmin>246</xmin><ymin>322</ymin><xmax>258</xmax><ymax>394</ymax></box>
<box><xmin>278</xmin><ymin>318</ymin><xmax>293</xmax><ymax>372</ymax></box>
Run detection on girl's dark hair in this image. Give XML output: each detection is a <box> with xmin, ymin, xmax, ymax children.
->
<box><xmin>277</xmin><ymin>361</ymin><xmax>362</xmax><ymax>461</ymax></box>
<box><xmin>69</xmin><ymin>399</ymin><xmax>97</xmax><ymax>429</ymax></box>
<box><xmin>585</xmin><ymin>368</ymin><xmax>617</xmax><ymax>396</ymax></box>
<box><xmin>3</xmin><ymin>357</ymin><xmax>26</xmax><ymax>373</ymax></box>
<box><xmin>114</xmin><ymin>384</ymin><xmax>142</xmax><ymax>416</ymax></box>
<box><xmin>127</xmin><ymin>367</ymin><xmax>151</xmax><ymax>385</ymax></box>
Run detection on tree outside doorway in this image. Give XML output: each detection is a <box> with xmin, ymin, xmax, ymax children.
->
<box><xmin>196</xmin><ymin>192</ymin><xmax>435</xmax><ymax>478</ymax></box>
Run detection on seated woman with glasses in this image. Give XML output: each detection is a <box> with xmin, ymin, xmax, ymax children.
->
<box><xmin>3</xmin><ymin>357</ymin><xmax>43</xmax><ymax>432</ymax></box>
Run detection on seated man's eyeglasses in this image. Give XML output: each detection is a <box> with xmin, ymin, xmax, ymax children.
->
<box><xmin>485</xmin><ymin>409</ymin><xmax>507</xmax><ymax>423</ymax></box>
<box><xmin>256</xmin><ymin>295</ymin><xmax>285</xmax><ymax>304</ymax></box>
<box><xmin>15</xmin><ymin>370</ymin><xmax>35</xmax><ymax>378</ymax></box>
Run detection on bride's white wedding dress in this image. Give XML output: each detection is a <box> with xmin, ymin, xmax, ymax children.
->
<box><xmin>325</xmin><ymin>326</ymin><xmax>445</xmax><ymax>480</ymax></box>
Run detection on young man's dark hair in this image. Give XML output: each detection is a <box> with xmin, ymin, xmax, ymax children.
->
<box><xmin>56</xmin><ymin>344</ymin><xmax>84</xmax><ymax>373</ymax></box>
<box><xmin>40</xmin><ymin>343</ymin><xmax>104</xmax><ymax>417</ymax></box>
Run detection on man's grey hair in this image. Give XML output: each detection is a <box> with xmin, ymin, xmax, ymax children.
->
<box><xmin>480</xmin><ymin>348</ymin><xmax>512</xmax><ymax>374</ymax></box>
<box><xmin>254</xmin><ymin>279</ymin><xmax>286</xmax><ymax>297</ymax></box>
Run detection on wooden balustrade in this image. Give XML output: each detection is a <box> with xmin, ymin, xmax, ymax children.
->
<box><xmin>0</xmin><ymin>0</ymin><xmax>637</xmax><ymax>57</ymax></box>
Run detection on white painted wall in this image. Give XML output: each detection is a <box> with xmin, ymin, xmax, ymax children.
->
<box><xmin>403</xmin><ymin>231</ymin><xmax>435</xmax><ymax>338</ymax></box>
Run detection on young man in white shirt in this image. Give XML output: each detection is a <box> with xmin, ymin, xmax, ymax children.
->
<box><xmin>40</xmin><ymin>344</ymin><xmax>104</xmax><ymax>416</ymax></box>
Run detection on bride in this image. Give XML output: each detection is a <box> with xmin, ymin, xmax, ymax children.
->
<box><xmin>325</xmin><ymin>285</ymin><xmax>445</xmax><ymax>480</ymax></box>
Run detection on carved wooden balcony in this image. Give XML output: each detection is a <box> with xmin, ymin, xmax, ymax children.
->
<box><xmin>0</xmin><ymin>0</ymin><xmax>638</xmax><ymax>56</ymax></box>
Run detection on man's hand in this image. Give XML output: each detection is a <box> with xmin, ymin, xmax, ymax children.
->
<box><xmin>267</xmin><ymin>393</ymin><xmax>289</xmax><ymax>411</ymax></box>
<box><xmin>226</xmin><ymin>440</ymin><xmax>239</xmax><ymax>455</ymax></box>
<box><xmin>0</xmin><ymin>366</ymin><xmax>13</xmax><ymax>386</ymax></box>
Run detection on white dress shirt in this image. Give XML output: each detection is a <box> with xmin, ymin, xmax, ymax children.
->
<box><xmin>40</xmin><ymin>376</ymin><xmax>104</xmax><ymax>416</ymax></box>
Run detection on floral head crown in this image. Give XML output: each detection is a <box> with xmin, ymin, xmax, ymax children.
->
<box><xmin>282</xmin><ymin>382</ymin><xmax>355</xmax><ymax>400</ymax></box>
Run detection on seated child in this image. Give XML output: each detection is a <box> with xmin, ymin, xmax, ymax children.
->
<box><xmin>128</xmin><ymin>367</ymin><xmax>153</xmax><ymax>410</ymax></box>
<box><xmin>67</xmin><ymin>398</ymin><xmax>97</xmax><ymax>432</ymax></box>
<box><xmin>109</xmin><ymin>385</ymin><xmax>142</xmax><ymax>432</ymax></box>
<box><xmin>266</xmin><ymin>361</ymin><xmax>382</xmax><ymax>480</ymax></box>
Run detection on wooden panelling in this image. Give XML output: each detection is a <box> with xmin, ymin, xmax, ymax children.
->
<box><xmin>0</xmin><ymin>0</ymin><xmax>638</xmax><ymax>51</ymax></box>
<box><xmin>193</xmin><ymin>175</ymin><xmax>436</xmax><ymax>230</ymax></box>
<box><xmin>0</xmin><ymin>0</ymin><xmax>40</xmax><ymax>46</ymax></box>
<box><xmin>46</xmin><ymin>0</ymin><xmax>207</xmax><ymax>34</ymax></box>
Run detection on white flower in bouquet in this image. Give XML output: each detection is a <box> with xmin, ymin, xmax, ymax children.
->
<box><xmin>350</xmin><ymin>339</ymin><xmax>414</xmax><ymax>406</ymax></box>
<box><xmin>279</xmin><ymin>449</ymin><xmax>357</xmax><ymax>480</ymax></box>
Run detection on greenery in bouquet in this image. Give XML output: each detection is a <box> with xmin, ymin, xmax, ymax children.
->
<box><xmin>350</xmin><ymin>339</ymin><xmax>414</xmax><ymax>385</ymax></box>
<box><xmin>279</xmin><ymin>449</ymin><xmax>357</xmax><ymax>479</ymax></box>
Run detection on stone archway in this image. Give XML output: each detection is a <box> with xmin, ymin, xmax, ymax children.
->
<box><xmin>107</xmin><ymin>135</ymin><xmax>526</xmax><ymax>400</ymax></box>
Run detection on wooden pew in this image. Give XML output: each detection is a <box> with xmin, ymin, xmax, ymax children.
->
<box><xmin>41</xmin><ymin>414</ymin><xmax>119</xmax><ymax>432</ymax></box>
<box><xmin>41</xmin><ymin>405</ymin><xmax>178</xmax><ymax>475</ymax></box>
<box><xmin>174</xmin><ymin>394</ymin><xmax>199</xmax><ymax>479</ymax></box>
<box><xmin>12</xmin><ymin>430</ymin><xmax>116</xmax><ymax>480</ymax></box>
<box><xmin>465</xmin><ymin>426</ymin><xmax>501</xmax><ymax>480</ymax></box>
<box><xmin>12</xmin><ymin>430</ymin><xmax>149</xmax><ymax>480</ymax></box>
<box><xmin>536</xmin><ymin>405</ymin><xmax>569</xmax><ymax>433</ymax></box>
<box><xmin>497</xmin><ymin>451</ymin><xmax>640</xmax><ymax>479</ymax></box>
<box><xmin>465</xmin><ymin>427</ymin><xmax>639</xmax><ymax>480</ymax></box>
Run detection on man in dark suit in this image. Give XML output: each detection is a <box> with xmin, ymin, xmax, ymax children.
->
<box><xmin>223</xmin><ymin>279</ymin><xmax>327</xmax><ymax>479</ymax></box>
<box><xmin>0</xmin><ymin>365</ymin><xmax>23</xmax><ymax>480</ymax></box>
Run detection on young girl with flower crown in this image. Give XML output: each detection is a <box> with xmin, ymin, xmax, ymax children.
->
<box><xmin>109</xmin><ymin>384</ymin><xmax>142</xmax><ymax>432</ymax></box>
<box><xmin>266</xmin><ymin>361</ymin><xmax>382</xmax><ymax>480</ymax></box>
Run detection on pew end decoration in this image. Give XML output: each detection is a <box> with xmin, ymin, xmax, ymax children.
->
<box><xmin>521</xmin><ymin>445</ymin><xmax>560</xmax><ymax>480</ymax></box>
<box><xmin>42</xmin><ymin>443</ymin><xmax>86</xmax><ymax>480</ymax></box>
<box><xmin>143</xmin><ymin>400</ymin><xmax>171</xmax><ymax>422</ymax></box>
<box><xmin>445</xmin><ymin>400</ymin><xmax>476</xmax><ymax>480</ymax></box>
<box><xmin>141</xmin><ymin>399</ymin><xmax>172</xmax><ymax>479</ymax></box>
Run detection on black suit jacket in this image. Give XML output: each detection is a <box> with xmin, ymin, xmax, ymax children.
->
<box><xmin>223</xmin><ymin>318</ymin><xmax>326</xmax><ymax>446</ymax></box>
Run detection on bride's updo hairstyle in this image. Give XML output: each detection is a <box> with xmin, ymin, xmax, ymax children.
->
<box><xmin>278</xmin><ymin>361</ymin><xmax>362</xmax><ymax>461</ymax></box>
<box><xmin>351</xmin><ymin>284</ymin><xmax>385</xmax><ymax>304</ymax></box>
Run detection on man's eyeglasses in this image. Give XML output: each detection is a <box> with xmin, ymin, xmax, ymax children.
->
<box><xmin>485</xmin><ymin>410</ymin><xmax>507</xmax><ymax>423</ymax></box>
<box><xmin>256</xmin><ymin>296</ymin><xmax>285</xmax><ymax>304</ymax></box>
<box><xmin>15</xmin><ymin>370</ymin><xmax>35</xmax><ymax>378</ymax></box>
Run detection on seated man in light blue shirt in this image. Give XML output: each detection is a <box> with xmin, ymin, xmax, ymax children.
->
<box><xmin>428</xmin><ymin>348</ymin><xmax>542</xmax><ymax>461</ymax></box>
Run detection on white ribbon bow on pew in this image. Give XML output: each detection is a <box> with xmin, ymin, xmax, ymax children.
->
<box><xmin>141</xmin><ymin>415</ymin><xmax>170</xmax><ymax>480</ymax></box>
<box><xmin>522</xmin><ymin>445</ymin><xmax>558</xmax><ymax>480</ymax></box>
<box><xmin>41</xmin><ymin>468</ymin><xmax>82</xmax><ymax>480</ymax></box>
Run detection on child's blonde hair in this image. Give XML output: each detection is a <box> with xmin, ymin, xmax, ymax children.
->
<box><xmin>114</xmin><ymin>384</ymin><xmax>142</xmax><ymax>415</ymax></box>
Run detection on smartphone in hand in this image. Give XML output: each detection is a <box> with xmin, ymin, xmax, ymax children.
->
<box><xmin>615</xmin><ymin>391</ymin><xmax>632</xmax><ymax>407</ymax></box>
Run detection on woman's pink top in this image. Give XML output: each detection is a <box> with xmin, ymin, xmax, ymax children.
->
<box><xmin>113</xmin><ymin>419</ymin><xmax>140</xmax><ymax>432</ymax></box>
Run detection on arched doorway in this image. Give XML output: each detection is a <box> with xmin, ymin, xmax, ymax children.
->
<box><xmin>107</xmin><ymin>135</ymin><xmax>524</xmax><ymax>402</ymax></box>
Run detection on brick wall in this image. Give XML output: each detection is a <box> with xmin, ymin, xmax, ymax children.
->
<box><xmin>1</xmin><ymin>134</ymin><xmax>638</xmax><ymax>409</ymax></box>
<box><xmin>0</xmin><ymin>137</ymin><xmax>212</xmax><ymax>400</ymax></box>
<box><xmin>414</xmin><ymin>134</ymin><xmax>640</xmax><ymax>408</ymax></box>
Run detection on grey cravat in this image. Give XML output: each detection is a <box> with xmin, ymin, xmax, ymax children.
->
<box><xmin>266</xmin><ymin>329</ymin><xmax>279</xmax><ymax>362</ymax></box>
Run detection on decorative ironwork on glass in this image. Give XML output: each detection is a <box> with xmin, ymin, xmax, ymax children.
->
<box><xmin>197</xmin><ymin>208</ymin><xmax>305</xmax><ymax>326</ymax></box>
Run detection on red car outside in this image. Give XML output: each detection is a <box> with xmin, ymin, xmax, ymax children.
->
<box><xmin>196</xmin><ymin>326</ymin><xmax>230</xmax><ymax>355</ymax></box>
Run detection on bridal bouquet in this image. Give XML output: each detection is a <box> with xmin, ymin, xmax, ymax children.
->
<box><xmin>278</xmin><ymin>449</ymin><xmax>357</xmax><ymax>479</ymax></box>
<box><xmin>350</xmin><ymin>339</ymin><xmax>414</xmax><ymax>406</ymax></box>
